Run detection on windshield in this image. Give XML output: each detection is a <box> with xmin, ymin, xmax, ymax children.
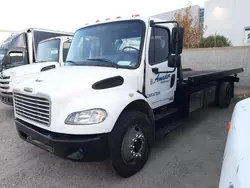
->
<box><xmin>36</xmin><ymin>39</ymin><xmax>60</xmax><ymax>62</ymax></box>
<box><xmin>66</xmin><ymin>20</ymin><xmax>145</xmax><ymax>68</ymax></box>
<box><xmin>0</xmin><ymin>49</ymin><xmax>7</xmax><ymax>62</ymax></box>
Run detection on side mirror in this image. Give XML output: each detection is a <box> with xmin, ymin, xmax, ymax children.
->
<box><xmin>168</xmin><ymin>54</ymin><xmax>181</xmax><ymax>68</ymax></box>
<box><xmin>171</xmin><ymin>27</ymin><xmax>184</xmax><ymax>54</ymax></box>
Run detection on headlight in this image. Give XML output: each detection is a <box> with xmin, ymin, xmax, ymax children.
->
<box><xmin>65</xmin><ymin>109</ymin><xmax>107</xmax><ymax>125</ymax></box>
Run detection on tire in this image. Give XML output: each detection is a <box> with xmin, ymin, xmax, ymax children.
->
<box><xmin>109</xmin><ymin>110</ymin><xmax>152</xmax><ymax>178</ymax></box>
<box><xmin>216</xmin><ymin>82</ymin><xmax>233</xmax><ymax>108</ymax></box>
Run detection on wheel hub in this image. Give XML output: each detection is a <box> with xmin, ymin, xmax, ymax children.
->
<box><xmin>121</xmin><ymin>126</ymin><xmax>146</xmax><ymax>163</ymax></box>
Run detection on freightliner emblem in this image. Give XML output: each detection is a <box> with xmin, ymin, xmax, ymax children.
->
<box><xmin>24</xmin><ymin>87</ymin><xmax>33</xmax><ymax>93</ymax></box>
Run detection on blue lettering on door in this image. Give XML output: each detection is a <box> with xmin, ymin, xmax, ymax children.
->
<box><xmin>150</xmin><ymin>73</ymin><xmax>171</xmax><ymax>85</ymax></box>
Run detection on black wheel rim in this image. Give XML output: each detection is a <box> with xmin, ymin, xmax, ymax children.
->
<box><xmin>121</xmin><ymin>125</ymin><xmax>146</xmax><ymax>164</ymax></box>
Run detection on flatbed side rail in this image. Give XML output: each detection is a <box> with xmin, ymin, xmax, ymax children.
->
<box><xmin>187</xmin><ymin>68</ymin><xmax>244</xmax><ymax>85</ymax></box>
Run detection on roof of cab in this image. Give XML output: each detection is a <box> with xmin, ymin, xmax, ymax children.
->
<box><xmin>77</xmin><ymin>16</ymin><xmax>174</xmax><ymax>31</ymax></box>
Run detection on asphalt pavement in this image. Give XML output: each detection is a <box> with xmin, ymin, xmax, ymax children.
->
<box><xmin>0</xmin><ymin>102</ymin><xmax>236</xmax><ymax>188</ymax></box>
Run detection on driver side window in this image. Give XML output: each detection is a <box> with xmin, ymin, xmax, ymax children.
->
<box><xmin>149</xmin><ymin>27</ymin><xmax>170</xmax><ymax>65</ymax></box>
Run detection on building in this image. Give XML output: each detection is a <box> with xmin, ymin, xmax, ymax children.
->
<box><xmin>152</xmin><ymin>5</ymin><xmax>204</xmax><ymax>29</ymax></box>
<box><xmin>204</xmin><ymin>0</ymin><xmax>250</xmax><ymax>46</ymax></box>
<box><xmin>152</xmin><ymin>5</ymin><xmax>204</xmax><ymax>47</ymax></box>
<box><xmin>152</xmin><ymin>0</ymin><xmax>250</xmax><ymax>46</ymax></box>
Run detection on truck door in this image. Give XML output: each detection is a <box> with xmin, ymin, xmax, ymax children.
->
<box><xmin>145</xmin><ymin>25</ymin><xmax>177</xmax><ymax>109</ymax></box>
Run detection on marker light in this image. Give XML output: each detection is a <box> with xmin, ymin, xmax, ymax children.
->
<box><xmin>116</xmin><ymin>16</ymin><xmax>121</xmax><ymax>19</ymax></box>
<box><xmin>132</xmin><ymin>14</ymin><xmax>140</xmax><ymax>17</ymax></box>
<box><xmin>227</xmin><ymin>122</ymin><xmax>231</xmax><ymax>131</ymax></box>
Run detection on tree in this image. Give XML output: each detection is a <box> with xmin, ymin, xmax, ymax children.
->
<box><xmin>199</xmin><ymin>35</ymin><xmax>232</xmax><ymax>48</ymax></box>
<box><xmin>174</xmin><ymin>3</ymin><xmax>205</xmax><ymax>48</ymax></box>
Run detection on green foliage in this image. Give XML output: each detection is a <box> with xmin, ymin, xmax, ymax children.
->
<box><xmin>199</xmin><ymin>35</ymin><xmax>232</xmax><ymax>48</ymax></box>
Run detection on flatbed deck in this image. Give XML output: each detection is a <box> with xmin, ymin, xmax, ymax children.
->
<box><xmin>182</xmin><ymin>68</ymin><xmax>244</xmax><ymax>86</ymax></box>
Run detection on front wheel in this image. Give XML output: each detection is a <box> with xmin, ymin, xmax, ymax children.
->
<box><xmin>109</xmin><ymin>110</ymin><xmax>152</xmax><ymax>178</ymax></box>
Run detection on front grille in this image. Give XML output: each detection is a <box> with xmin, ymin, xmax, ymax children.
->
<box><xmin>0</xmin><ymin>76</ymin><xmax>10</xmax><ymax>90</ymax></box>
<box><xmin>0</xmin><ymin>86</ymin><xmax>10</xmax><ymax>89</ymax></box>
<box><xmin>13</xmin><ymin>92</ymin><xmax>51</xmax><ymax>126</ymax></box>
<box><xmin>0</xmin><ymin>76</ymin><xmax>10</xmax><ymax>79</ymax></box>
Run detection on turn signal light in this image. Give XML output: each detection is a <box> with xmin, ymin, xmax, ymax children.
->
<box><xmin>227</xmin><ymin>122</ymin><xmax>231</xmax><ymax>131</ymax></box>
<box><xmin>117</xmin><ymin>16</ymin><xmax>121</xmax><ymax>19</ymax></box>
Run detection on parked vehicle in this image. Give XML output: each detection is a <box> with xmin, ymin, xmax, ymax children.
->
<box><xmin>0</xmin><ymin>29</ymin><xmax>73</xmax><ymax>105</ymax></box>
<box><xmin>13</xmin><ymin>16</ymin><xmax>244</xmax><ymax>178</ymax></box>
<box><xmin>0</xmin><ymin>30</ymin><xmax>14</xmax><ymax>45</ymax></box>
<box><xmin>219</xmin><ymin>98</ymin><xmax>250</xmax><ymax>188</ymax></box>
<box><xmin>0</xmin><ymin>28</ymin><xmax>73</xmax><ymax>70</ymax></box>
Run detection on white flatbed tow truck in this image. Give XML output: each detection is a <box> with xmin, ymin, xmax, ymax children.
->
<box><xmin>13</xmin><ymin>16</ymin><xmax>243</xmax><ymax>177</ymax></box>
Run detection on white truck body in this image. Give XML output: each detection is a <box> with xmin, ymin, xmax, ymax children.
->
<box><xmin>0</xmin><ymin>36</ymin><xmax>72</xmax><ymax>105</ymax></box>
<box><xmin>219</xmin><ymin>98</ymin><xmax>250</xmax><ymax>188</ymax></box>
<box><xmin>13</xmin><ymin>16</ymin><xmax>243</xmax><ymax>177</ymax></box>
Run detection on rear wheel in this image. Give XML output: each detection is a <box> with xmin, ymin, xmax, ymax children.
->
<box><xmin>109</xmin><ymin>110</ymin><xmax>151</xmax><ymax>178</ymax></box>
<box><xmin>216</xmin><ymin>82</ymin><xmax>233</xmax><ymax>108</ymax></box>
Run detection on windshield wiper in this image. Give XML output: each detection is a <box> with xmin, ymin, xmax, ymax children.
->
<box><xmin>87</xmin><ymin>58</ymin><xmax>119</xmax><ymax>68</ymax></box>
<box><xmin>37</xmin><ymin>61</ymin><xmax>47</xmax><ymax>63</ymax></box>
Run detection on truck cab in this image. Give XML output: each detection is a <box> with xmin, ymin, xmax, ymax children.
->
<box><xmin>13</xmin><ymin>16</ymin><xmax>243</xmax><ymax>178</ymax></box>
<box><xmin>0</xmin><ymin>35</ymin><xmax>72</xmax><ymax>105</ymax></box>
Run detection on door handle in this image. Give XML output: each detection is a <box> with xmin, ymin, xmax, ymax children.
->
<box><xmin>152</xmin><ymin>67</ymin><xmax>159</xmax><ymax>74</ymax></box>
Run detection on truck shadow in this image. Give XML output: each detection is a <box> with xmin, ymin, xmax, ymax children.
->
<box><xmin>150</xmin><ymin>103</ymin><xmax>235</xmax><ymax>160</ymax></box>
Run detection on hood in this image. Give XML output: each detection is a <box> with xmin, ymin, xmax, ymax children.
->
<box><xmin>2</xmin><ymin>62</ymin><xmax>59</xmax><ymax>77</ymax></box>
<box><xmin>15</xmin><ymin>66</ymin><xmax>138</xmax><ymax>98</ymax></box>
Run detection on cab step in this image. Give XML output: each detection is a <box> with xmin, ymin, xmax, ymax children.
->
<box><xmin>155</xmin><ymin>119</ymin><xmax>184</xmax><ymax>139</ymax></box>
<box><xmin>154</xmin><ymin>107</ymin><xmax>178</xmax><ymax>121</ymax></box>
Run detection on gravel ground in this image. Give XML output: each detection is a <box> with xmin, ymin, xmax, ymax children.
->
<box><xmin>0</xmin><ymin>101</ymin><xmax>237</xmax><ymax>188</ymax></box>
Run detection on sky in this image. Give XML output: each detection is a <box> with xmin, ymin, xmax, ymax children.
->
<box><xmin>1</xmin><ymin>0</ymin><xmax>205</xmax><ymax>32</ymax></box>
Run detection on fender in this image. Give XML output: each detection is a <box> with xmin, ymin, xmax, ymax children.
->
<box><xmin>51</xmin><ymin>85</ymin><xmax>152</xmax><ymax>135</ymax></box>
